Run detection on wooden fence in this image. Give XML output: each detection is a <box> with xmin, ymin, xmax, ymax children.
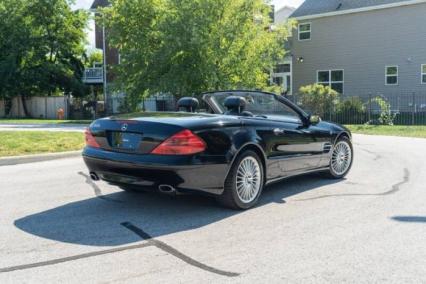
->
<box><xmin>0</xmin><ymin>96</ymin><xmax>69</xmax><ymax>119</ymax></box>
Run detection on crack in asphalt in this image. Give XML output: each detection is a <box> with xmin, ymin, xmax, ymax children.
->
<box><xmin>296</xmin><ymin>168</ymin><xmax>410</xmax><ymax>201</ymax></box>
<box><xmin>344</xmin><ymin>181</ymin><xmax>360</xmax><ymax>186</ymax></box>
<box><xmin>0</xmin><ymin>223</ymin><xmax>240</xmax><ymax>277</ymax></box>
<box><xmin>78</xmin><ymin>172</ymin><xmax>123</xmax><ymax>203</ymax></box>
<box><xmin>121</xmin><ymin>222</ymin><xmax>240</xmax><ymax>277</ymax></box>
<box><xmin>358</xmin><ymin>147</ymin><xmax>382</xmax><ymax>161</ymax></box>
<box><xmin>0</xmin><ymin>223</ymin><xmax>240</xmax><ymax>276</ymax></box>
<box><xmin>354</xmin><ymin>142</ymin><xmax>374</xmax><ymax>146</ymax></box>
<box><xmin>0</xmin><ymin>243</ymin><xmax>152</xmax><ymax>273</ymax></box>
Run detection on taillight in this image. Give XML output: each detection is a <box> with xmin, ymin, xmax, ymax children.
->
<box><xmin>84</xmin><ymin>128</ymin><xmax>100</xmax><ymax>148</ymax></box>
<box><xmin>151</xmin><ymin>129</ymin><xmax>206</xmax><ymax>155</ymax></box>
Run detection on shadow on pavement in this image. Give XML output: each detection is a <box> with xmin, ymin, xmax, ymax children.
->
<box><xmin>14</xmin><ymin>174</ymin><xmax>342</xmax><ymax>247</ymax></box>
<box><xmin>391</xmin><ymin>216</ymin><xmax>426</xmax><ymax>223</ymax></box>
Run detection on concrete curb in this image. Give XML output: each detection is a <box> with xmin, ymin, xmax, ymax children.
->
<box><xmin>0</xmin><ymin>151</ymin><xmax>82</xmax><ymax>167</ymax></box>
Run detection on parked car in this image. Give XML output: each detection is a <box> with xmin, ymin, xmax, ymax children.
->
<box><xmin>83</xmin><ymin>90</ymin><xmax>353</xmax><ymax>209</ymax></box>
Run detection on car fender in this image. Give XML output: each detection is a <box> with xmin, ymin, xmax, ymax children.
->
<box><xmin>334</xmin><ymin>130</ymin><xmax>352</xmax><ymax>145</ymax></box>
<box><xmin>222</xmin><ymin>129</ymin><xmax>267</xmax><ymax>187</ymax></box>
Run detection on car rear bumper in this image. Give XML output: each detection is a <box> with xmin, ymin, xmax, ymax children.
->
<box><xmin>82</xmin><ymin>147</ymin><xmax>228</xmax><ymax>195</ymax></box>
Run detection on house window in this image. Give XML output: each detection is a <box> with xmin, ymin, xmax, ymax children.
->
<box><xmin>422</xmin><ymin>64</ymin><xmax>426</xmax><ymax>84</ymax></box>
<box><xmin>385</xmin><ymin>66</ymin><xmax>398</xmax><ymax>85</ymax></box>
<box><xmin>298</xmin><ymin>23</ymin><xmax>311</xmax><ymax>41</ymax></box>
<box><xmin>317</xmin><ymin>70</ymin><xmax>344</xmax><ymax>94</ymax></box>
<box><xmin>274</xmin><ymin>64</ymin><xmax>291</xmax><ymax>73</ymax></box>
<box><xmin>272</xmin><ymin>76</ymin><xmax>283</xmax><ymax>86</ymax></box>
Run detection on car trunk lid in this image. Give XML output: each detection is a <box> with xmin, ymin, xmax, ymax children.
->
<box><xmin>89</xmin><ymin>112</ymin><xmax>217</xmax><ymax>154</ymax></box>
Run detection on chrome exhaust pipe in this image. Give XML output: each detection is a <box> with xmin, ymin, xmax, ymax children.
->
<box><xmin>158</xmin><ymin>184</ymin><xmax>176</xmax><ymax>194</ymax></box>
<box><xmin>90</xmin><ymin>172</ymin><xmax>100</xmax><ymax>181</ymax></box>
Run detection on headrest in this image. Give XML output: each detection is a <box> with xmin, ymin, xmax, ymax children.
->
<box><xmin>177</xmin><ymin>97</ymin><xmax>199</xmax><ymax>112</ymax></box>
<box><xmin>224</xmin><ymin>96</ymin><xmax>246</xmax><ymax>111</ymax></box>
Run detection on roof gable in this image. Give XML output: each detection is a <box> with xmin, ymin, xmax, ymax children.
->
<box><xmin>291</xmin><ymin>0</ymin><xmax>421</xmax><ymax>18</ymax></box>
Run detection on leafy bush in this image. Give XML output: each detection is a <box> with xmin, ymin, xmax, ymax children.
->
<box><xmin>298</xmin><ymin>84</ymin><xmax>340</xmax><ymax>117</ymax></box>
<box><xmin>370</xmin><ymin>97</ymin><xmax>397</xmax><ymax>125</ymax></box>
<box><xmin>117</xmin><ymin>90</ymin><xmax>150</xmax><ymax>113</ymax></box>
<box><xmin>336</xmin><ymin>97</ymin><xmax>366</xmax><ymax>124</ymax></box>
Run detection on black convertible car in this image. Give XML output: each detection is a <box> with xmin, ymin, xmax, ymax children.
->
<box><xmin>83</xmin><ymin>91</ymin><xmax>353</xmax><ymax>209</ymax></box>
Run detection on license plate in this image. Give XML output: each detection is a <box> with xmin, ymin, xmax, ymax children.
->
<box><xmin>110</xmin><ymin>132</ymin><xmax>142</xmax><ymax>151</ymax></box>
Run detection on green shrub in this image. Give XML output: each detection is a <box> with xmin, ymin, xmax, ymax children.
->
<box><xmin>370</xmin><ymin>97</ymin><xmax>397</xmax><ymax>125</ymax></box>
<box><xmin>336</xmin><ymin>97</ymin><xmax>367</xmax><ymax>124</ymax></box>
<box><xmin>298</xmin><ymin>84</ymin><xmax>340</xmax><ymax>117</ymax></box>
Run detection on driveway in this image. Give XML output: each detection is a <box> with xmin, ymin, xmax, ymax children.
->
<box><xmin>0</xmin><ymin>134</ymin><xmax>425</xmax><ymax>283</ymax></box>
<box><xmin>0</xmin><ymin>123</ymin><xmax>87</xmax><ymax>132</ymax></box>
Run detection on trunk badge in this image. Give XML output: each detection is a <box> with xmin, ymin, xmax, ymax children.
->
<box><xmin>121</xmin><ymin>124</ymin><xmax>128</xmax><ymax>131</ymax></box>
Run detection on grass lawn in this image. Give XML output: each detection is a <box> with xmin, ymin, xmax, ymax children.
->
<box><xmin>346</xmin><ymin>125</ymin><xmax>426</xmax><ymax>138</ymax></box>
<box><xmin>0</xmin><ymin>131</ymin><xmax>85</xmax><ymax>157</ymax></box>
<box><xmin>0</xmin><ymin>119</ymin><xmax>92</xmax><ymax>124</ymax></box>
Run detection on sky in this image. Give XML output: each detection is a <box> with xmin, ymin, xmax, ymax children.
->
<box><xmin>72</xmin><ymin>0</ymin><xmax>305</xmax><ymax>50</ymax></box>
<box><xmin>271</xmin><ymin>0</ymin><xmax>304</xmax><ymax>9</ymax></box>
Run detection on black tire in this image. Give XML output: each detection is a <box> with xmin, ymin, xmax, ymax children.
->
<box><xmin>217</xmin><ymin>150</ymin><xmax>264</xmax><ymax>210</ymax></box>
<box><xmin>323</xmin><ymin>136</ymin><xmax>353</xmax><ymax>179</ymax></box>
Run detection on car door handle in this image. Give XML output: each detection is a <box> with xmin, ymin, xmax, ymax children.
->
<box><xmin>273</xmin><ymin>128</ymin><xmax>285</xmax><ymax>135</ymax></box>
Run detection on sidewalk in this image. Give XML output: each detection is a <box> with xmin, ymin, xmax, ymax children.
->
<box><xmin>0</xmin><ymin>123</ymin><xmax>87</xmax><ymax>132</ymax></box>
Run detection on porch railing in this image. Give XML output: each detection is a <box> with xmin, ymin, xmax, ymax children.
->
<box><xmin>82</xmin><ymin>67</ymin><xmax>103</xmax><ymax>84</ymax></box>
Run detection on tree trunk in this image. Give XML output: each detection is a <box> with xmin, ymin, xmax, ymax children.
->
<box><xmin>20</xmin><ymin>95</ymin><xmax>31</xmax><ymax>118</ymax></box>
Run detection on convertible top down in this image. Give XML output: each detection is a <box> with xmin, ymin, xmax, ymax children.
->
<box><xmin>83</xmin><ymin>90</ymin><xmax>353</xmax><ymax>209</ymax></box>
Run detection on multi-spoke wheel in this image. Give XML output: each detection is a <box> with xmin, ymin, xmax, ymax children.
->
<box><xmin>236</xmin><ymin>156</ymin><xmax>262</xmax><ymax>204</ymax></box>
<box><xmin>325</xmin><ymin>136</ymin><xmax>353</xmax><ymax>179</ymax></box>
<box><xmin>218</xmin><ymin>150</ymin><xmax>264</xmax><ymax>210</ymax></box>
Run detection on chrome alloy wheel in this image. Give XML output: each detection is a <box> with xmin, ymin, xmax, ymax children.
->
<box><xmin>331</xmin><ymin>141</ymin><xmax>352</xmax><ymax>176</ymax></box>
<box><xmin>236</xmin><ymin>156</ymin><xmax>262</xmax><ymax>203</ymax></box>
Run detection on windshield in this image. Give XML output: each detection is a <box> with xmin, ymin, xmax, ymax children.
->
<box><xmin>205</xmin><ymin>91</ymin><xmax>302</xmax><ymax>121</ymax></box>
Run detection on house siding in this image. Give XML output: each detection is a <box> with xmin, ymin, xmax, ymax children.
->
<box><xmin>275</xmin><ymin>7</ymin><xmax>296</xmax><ymax>24</ymax></box>
<box><xmin>291</xmin><ymin>3</ymin><xmax>426</xmax><ymax>101</ymax></box>
<box><xmin>91</xmin><ymin>0</ymin><xmax>119</xmax><ymax>82</ymax></box>
<box><xmin>94</xmin><ymin>24</ymin><xmax>119</xmax><ymax>67</ymax></box>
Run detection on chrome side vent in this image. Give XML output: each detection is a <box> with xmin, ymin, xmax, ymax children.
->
<box><xmin>323</xmin><ymin>143</ymin><xmax>332</xmax><ymax>153</ymax></box>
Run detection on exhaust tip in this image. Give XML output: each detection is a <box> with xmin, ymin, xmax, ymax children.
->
<box><xmin>90</xmin><ymin>172</ymin><xmax>100</xmax><ymax>181</ymax></box>
<box><xmin>158</xmin><ymin>184</ymin><xmax>176</xmax><ymax>194</ymax></box>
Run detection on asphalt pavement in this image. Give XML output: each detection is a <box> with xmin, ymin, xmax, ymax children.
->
<box><xmin>0</xmin><ymin>134</ymin><xmax>425</xmax><ymax>283</ymax></box>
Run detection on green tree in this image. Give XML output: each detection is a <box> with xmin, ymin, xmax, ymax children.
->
<box><xmin>0</xmin><ymin>0</ymin><xmax>88</xmax><ymax>117</ymax></box>
<box><xmin>86</xmin><ymin>50</ymin><xmax>103</xmax><ymax>67</ymax></box>
<box><xmin>103</xmin><ymin>0</ymin><xmax>293</xmax><ymax>106</ymax></box>
<box><xmin>298</xmin><ymin>84</ymin><xmax>340</xmax><ymax>117</ymax></box>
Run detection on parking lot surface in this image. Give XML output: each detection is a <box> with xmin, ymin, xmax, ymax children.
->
<box><xmin>0</xmin><ymin>134</ymin><xmax>425</xmax><ymax>283</ymax></box>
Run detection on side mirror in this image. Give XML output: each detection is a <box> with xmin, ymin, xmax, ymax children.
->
<box><xmin>309</xmin><ymin>115</ymin><xmax>322</xmax><ymax>125</ymax></box>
